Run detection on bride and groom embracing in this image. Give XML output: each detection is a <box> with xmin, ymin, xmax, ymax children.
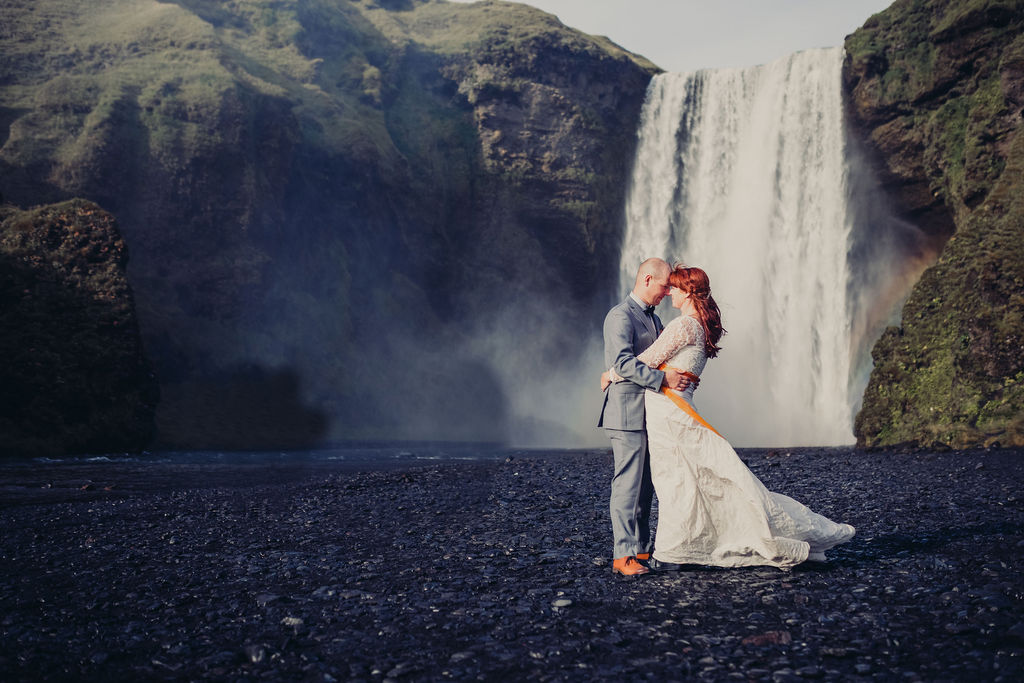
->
<box><xmin>598</xmin><ymin>258</ymin><xmax>855</xmax><ymax>577</ymax></box>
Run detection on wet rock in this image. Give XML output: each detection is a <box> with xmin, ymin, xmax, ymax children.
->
<box><xmin>742</xmin><ymin>631</ymin><xmax>793</xmax><ymax>647</ymax></box>
<box><xmin>243</xmin><ymin>645</ymin><xmax>265</xmax><ymax>664</ymax></box>
<box><xmin>255</xmin><ymin>594</ymin><xmax>279</xmax><ymax>607</ymax></box>
<box><xmin>281</xmin><ymin>616</ymin><xmax>304</xmax><ymax>629</ymax></box>
<box><xmin>796</xmin><ymin>665</ymin><xmax>823</xmax><ymax>678</ymax></box>
<box><xmin>386</xmin><ymin>661</ymin><xmax>418</xmax><ymax>677</ymax></box>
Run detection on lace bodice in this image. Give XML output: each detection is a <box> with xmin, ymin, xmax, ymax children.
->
<box><xmin>637</xmin><ymin>315</ymin><xmax>707</xmax><ymax>403</ymax></box>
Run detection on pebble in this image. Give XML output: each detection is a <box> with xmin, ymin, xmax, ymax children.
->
<box><xmin>0</xmin><ymin>447</ymin><xmax>1021</xmax><ymax>681</ymax></box>
<box><xmin>243</xmin><ymin>645</ymin><xmax>265</xmax><ymax>664</ymax></box>
<box><xmin>255</xmin><ymin>593</ymin><xmax>279</xmax><ymax>607</ymax></box>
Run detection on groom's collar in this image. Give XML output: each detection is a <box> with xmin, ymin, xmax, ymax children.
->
<box><xmin>629</xmin><ymin>292</ymin><xmax>650</xmax><ymax>309</ymax></box>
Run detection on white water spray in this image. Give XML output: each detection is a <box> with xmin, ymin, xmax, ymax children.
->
<box><xmin>620</xmin><ymin>48</ymin><xmax>933</xmax><ymax>447</ymax></box>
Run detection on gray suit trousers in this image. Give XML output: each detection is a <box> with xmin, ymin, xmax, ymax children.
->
<box><xmin>606</xmin><ymin>428</ymin><xmax>654</xmax><ymax>559</ymax></box>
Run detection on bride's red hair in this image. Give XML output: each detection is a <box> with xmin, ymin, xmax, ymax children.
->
<box><xmin>670</xmin><ymin>265</ymin><xmax>725</xmax><ymax>358</ymax></box>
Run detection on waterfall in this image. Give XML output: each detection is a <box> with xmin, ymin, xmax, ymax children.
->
<box><xmin>620</xmin><ymin>47</ymin><xmax>933</xmax><ymax>447</ymax></box>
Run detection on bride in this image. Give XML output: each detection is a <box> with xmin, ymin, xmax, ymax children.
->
<box><xmin>603</xmin><ymin>264</ymin><xmax>855</xmax><ymax>570</ymax></box>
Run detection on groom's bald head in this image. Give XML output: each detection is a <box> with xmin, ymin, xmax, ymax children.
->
<box><xmin>633</xmin><ymin>258</ymin><xmax>671</xmax><ymax>305</ymax></box>
<box><xmin>635</xmin><ymin>258</ymin><xmax>670</xmax><ymax>284</ymax></box>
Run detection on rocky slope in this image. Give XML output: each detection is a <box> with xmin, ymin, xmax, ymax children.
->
<box><xmin>0</xmin><ymin>0</ymin><xmax>657</xmax><ymax>450</ymax></box>
<box><xmin>0</xmin><ymin>199</ymin><xmax>158</xmax><ymax>457</ymax></box>
<box><xmin>844</xmin><ymin>0</ymin><xmax>1024</xmax><ymax>448</ymax></box>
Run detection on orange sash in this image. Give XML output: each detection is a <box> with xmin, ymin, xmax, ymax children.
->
<box><xmin>657</xmin><ymin>364</ymin><xmax>723</xmax><ymax>438</ymax></box>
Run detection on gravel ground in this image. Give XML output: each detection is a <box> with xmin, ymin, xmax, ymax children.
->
<box><xmin>0</xmin><ymin>447</ymin><xmax>1022</xmax><ymax>681</ymax></box>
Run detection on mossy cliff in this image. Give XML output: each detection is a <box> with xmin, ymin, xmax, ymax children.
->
<box><xmin>0</xmin><ymin>0</ymin><xmax>656</xmax><ymax>450</ymax></box>
<box><xmin>844</xmin><ymin>0</ymin><xmax>1024</xmax><ymax>448</ymax></box>
<box><xmin>0</xmin><ymin>199</ymin><xmax>158</xmax><ymax>457</ymax></box>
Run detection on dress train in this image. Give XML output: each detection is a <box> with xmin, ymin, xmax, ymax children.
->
<box><xmin>646</xmin><ymin>389</ymin><xmax>855</xmax><ymax>569</ymax></box>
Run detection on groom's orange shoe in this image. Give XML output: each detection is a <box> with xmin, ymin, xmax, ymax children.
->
<box><xmin>636</xmin><ymin>553</ymin><xmax>651</xmax><ymax>561</ymax></box>
<box><xmin>612</xmin><ymin>556</ymin><xmax>650</xmax><ymax>576</ymax></box>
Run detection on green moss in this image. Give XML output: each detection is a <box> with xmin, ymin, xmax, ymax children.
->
<box><xmin>843</xmin><ymin>26</ymin><xmax>885</xmax><ymax>71</ymax></box>
<box><xmin>962</xmin><ymin>72</ymin><xmax>1009</xmax><ymax>193</ymax></box>
<box><xmin>847</xmin><ymin>0</ymin><xmax>1024</xmax><ymax>449</ymax></box>
<box><xmin>555</xmin><ymin>199</ymin><xmax>597</xmax><ymax>224</ymax></box>
<box><xmin>931</xmin><ymin>0</ymin><xmax>1023</xmax><ymax>36</ymax></box>
<box><xmin>854</xmin><ymin>128</ymin><xmax>1024</xmax><ymax>447</ymax></box>
<box><xmin>554</xmin><ymin>167</ymin><xmax>598</xmax><ymax>184</ymax></box>
<box><xmin>932</xmin><ymin>97</ymin><xmax>969</xmax><ymax>196</ymax></box>
<box><xmin>0</xmin><ymin>200</ymin><xmax>158</xmax><ymax>457</ymax></box>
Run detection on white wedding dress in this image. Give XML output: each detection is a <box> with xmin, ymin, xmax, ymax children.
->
<box><xmin>635</xmin><ymin>315</ymin><xmax>855</xmax><ymax>568</ymax></box>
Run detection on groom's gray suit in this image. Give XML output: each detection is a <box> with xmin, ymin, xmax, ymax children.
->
<box><xmin>599</xmin><ymin>292</ymin><xmax>666</xmax><ymax>559</ymax></box>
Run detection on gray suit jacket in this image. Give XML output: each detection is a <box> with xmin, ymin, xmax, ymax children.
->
<box><xmin>598</xmin><ymin>296</ymin><xmax>666</xmax><ymax>430</ymax></box>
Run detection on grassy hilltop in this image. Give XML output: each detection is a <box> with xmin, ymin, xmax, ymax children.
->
<box><xmin>0</xmin><ymin>0</ymin><xmax>657</xmax><ymax>451</ymax></box>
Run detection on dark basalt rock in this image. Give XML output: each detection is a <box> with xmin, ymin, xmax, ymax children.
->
<box><xmin>0</xmin><ymin>199</ymin><xmax>158</xmax><ymax>457</ymax></box>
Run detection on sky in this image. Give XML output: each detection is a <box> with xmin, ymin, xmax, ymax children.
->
<box><xmin>447</xmin><ymin>0</ymin><xmax>896</xmax><ymax>74</ymax></box>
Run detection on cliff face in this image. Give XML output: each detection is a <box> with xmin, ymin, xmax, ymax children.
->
<box><xmin>0</xmin><ymin>0</ymin><xmax>656</xmax><ymax>448</ymax></box>
<box><xmin>844</xmin><ymin>0</ymin><xmax>1024</xmax><ymax>448</ymax></box>
<box><xmin>0</xmin><ymin>199</ymin><xmax>158</xmax><ymax>457</ymax></box>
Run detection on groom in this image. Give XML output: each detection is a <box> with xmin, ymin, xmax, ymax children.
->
<box><xmin>599</xmin><ymin>257</ymin><xmax>691</xmax><ymax>576</ymax></box>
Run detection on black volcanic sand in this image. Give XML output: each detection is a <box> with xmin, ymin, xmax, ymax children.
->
<box><xmin>1</xmin><ymin>447</ymin><xmax>1022</xmax><ymax>682</ymax></box>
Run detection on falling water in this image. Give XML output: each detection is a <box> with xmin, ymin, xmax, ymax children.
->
<box><xmin>620</xmin><ymin>47</ymin><xmax>933</xmax><ymax>447</ymax></box>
